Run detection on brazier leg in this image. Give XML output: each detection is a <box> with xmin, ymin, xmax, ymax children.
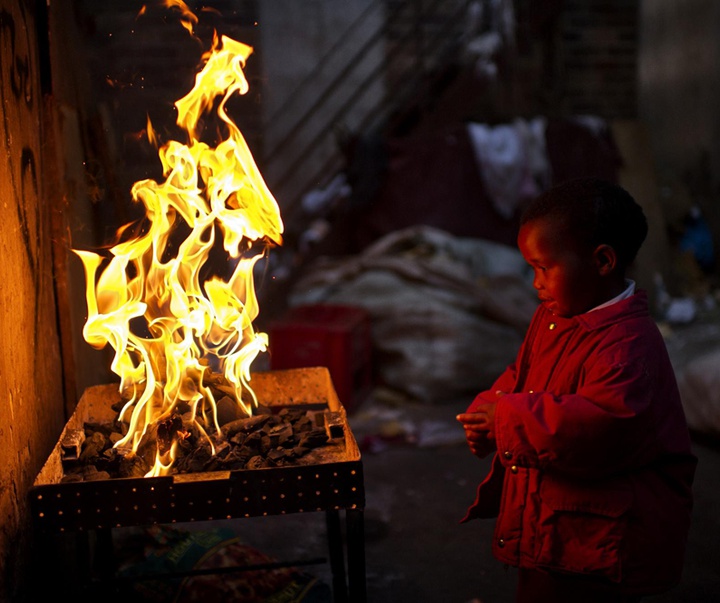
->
<box><xmin>346</xmin><ymin>508</ymin><xmax>366</xmax><ymax>603</ymax></box>
<box><xmin>326</xmin><ymin>509</ymin><xmax>349</xmax><ymax>603</ymax></box>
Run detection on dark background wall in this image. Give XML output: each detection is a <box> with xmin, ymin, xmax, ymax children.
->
<box><xmin>639</xmin><ymin>0</ymin><xmax>720</xmax><ymax>263</ymax></box>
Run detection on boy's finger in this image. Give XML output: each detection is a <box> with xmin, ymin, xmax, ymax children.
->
<box><xmin>456</xmin><ymin>413</ymin><xmax>488</xmax><ymax>424</ymax></box>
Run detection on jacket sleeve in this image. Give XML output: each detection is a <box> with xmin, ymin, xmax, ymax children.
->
<box><xmin>493</xmin><ymin>332</ymin><xmax>675</xmax><ymax>479</ymax></box>
<box><xmin>466</xmin><ymin>306</ymin><xmax>539</xmax><ymax>413</ymax></box>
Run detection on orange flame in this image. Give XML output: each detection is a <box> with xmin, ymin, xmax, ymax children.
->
<box><xmin>162</xmin><ymin>0</ymin><xmax>199</xmax><ymax>36</ymax></box>
<box><xmin>74</xmin><ymin>28</ymin><xmax>283</xmax><ymax>477</ymax></box>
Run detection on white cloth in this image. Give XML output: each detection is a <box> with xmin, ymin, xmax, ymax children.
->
<box><xmin>466</xmin><ymin>117</ymin><xmax>550</xmax><ymax>219</ymax></box>
<box><xmin>589</xmin><ymin>279</ymin><xmax>636</xmax><ymax>313</ymax></box>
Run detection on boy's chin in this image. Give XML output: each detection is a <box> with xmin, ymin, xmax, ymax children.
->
<box><xmin>544</xmin><ymin>301</ymin><xmax>574</xmax><ymax>317</ymax></box>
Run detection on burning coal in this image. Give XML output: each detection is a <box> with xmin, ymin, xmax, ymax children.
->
<box><xmin>61</xmin><ymin>379</ymin><xmax>339</xmax><ymax>482</ymax></box>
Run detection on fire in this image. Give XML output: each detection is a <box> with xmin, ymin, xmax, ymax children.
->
<box><xmin>74</xmin><ymin>21</ymin><xmax>283</xmax><ymax>477</ymax></box>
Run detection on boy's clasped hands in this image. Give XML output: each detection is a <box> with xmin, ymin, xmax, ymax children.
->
<box><xmin>457</xmin><ymin>390</ymin><xmax>503</xmax><ymax>459</ymax></box>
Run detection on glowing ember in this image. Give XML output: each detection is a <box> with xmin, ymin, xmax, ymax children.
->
<box><xmin>74</xmin><ymin>11</ymin><xmax>283</xmax><ymax>477</ymax></box>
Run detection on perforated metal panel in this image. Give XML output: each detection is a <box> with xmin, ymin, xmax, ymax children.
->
<box><xmin>30</xmin><ymin>461</ymin><xmax>364</xmax><ymax>532</ymax></box>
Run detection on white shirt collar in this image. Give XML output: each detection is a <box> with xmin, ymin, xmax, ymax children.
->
<box><xmin>587</xmin><ymin>279</ymin><xmax>636</xmax><ymax>313</ymax></box>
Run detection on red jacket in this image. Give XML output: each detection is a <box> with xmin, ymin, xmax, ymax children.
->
<box><xmin>462</xmin><ymin>291</ymin><xmax>697</xmax><ymax>594</ymax></box>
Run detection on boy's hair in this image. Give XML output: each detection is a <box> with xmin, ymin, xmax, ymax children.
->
<box><xmin>520</xmin><ymin>178</ymin><xmax>648</xmax><ymax>269</ymax></box>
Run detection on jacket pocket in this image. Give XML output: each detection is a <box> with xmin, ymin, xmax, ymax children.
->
<box><xmin>534</xmin><ymin>477</ymin><xmax>633</xmax><ymax>582</ymax></box>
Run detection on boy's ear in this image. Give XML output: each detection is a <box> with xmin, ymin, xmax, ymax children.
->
<box><xmin>593</xmin><ymin>244</ymin><xmax>617</xmax><ymax>276</ymax></box>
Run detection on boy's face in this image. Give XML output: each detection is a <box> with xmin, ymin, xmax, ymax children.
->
<box><xmin>518</xmin><ymin>216</ymin><xmax>604</xmax><ymax>317</ymax></box>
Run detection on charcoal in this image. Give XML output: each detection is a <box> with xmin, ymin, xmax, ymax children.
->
<box><xmin>181</xmin><ymin>411</ymin><xmax>195</xmax><ymax>427</ymax></box>
<box><xmin>241</xmin><ymin>414</ymin><xmax>273</xmax><ymax>433</ymax></box>
<box><xmin>99</xmin><ymin>448</ymin><xmax>125</xmax><ymax>475</ymax></box>
<box><xmin>174</xmin><ymin>455</ymin><xmax>190</xmax><ymax>473</ymax></box>
<box><xmin>204</xmin><ymin>457</ymin><xmax>222</xmax><ymax>472</ymax></box>
<box><xmin>178</xmin><ymin>400</ymin><xmax>193</xmax><ymax>414</ymax></box>
<box><xmin>66</xmin><ymin>379</ymin><xmax>345</xmax><ymax>481</ymax></box>
<box><xmin>216</xmin><ymin>395</ymin><xmax>247</xmax><ymax>426</ymax></box>
<box><xmin>234</xmin><ymin>445</ymin><xmax>253</xmax><ymax>459</ymax></box>
<box><xmin>279</xmin><ymin>408</ymin><xmax>306</xmax><ymax>421</ymax></box>
<box><xmin>80</xmin><ymin>432</ymin><xmax>108</xmax><ymax>461</ymax></box>
<box><xmin>217</xmin><ymin>447</ymin><xmax>250</xmax><ymax>470</ymax></box>
<box><xmin>267</xmin><ymin>448</ymin><xmax>287</xmax><ymax>462</ymax></box>
<box><xmin>259</xmin><ymin>435</ymin><xmax>272</xmax><ymax>455</ymax></box>
<box><xmin>243</xmin><ymin>431</ymin><xmax>263</xmax><ymax>452</ymax></box>
<box><xmin>245</xmin><ymin>455</ymin><xmax>267</xmax><ymax>470</ymax></box>
<box><xmin>221</xmin><ymin>418</ymin><xmax>248</xmax><ymax>439</ymax></box>
<box><xmin>293</xmin><ymin>415</ymin><xmax>313</xmax><ymax>433</ymax></box>
<box><xmin>299</xmin><ymin>429</ymin><xmax>329</xmax><ymax>449</ymax></box>
<box><xmin>267</xmin><ymin>423</ymin><xmax>294</xmax><ymax>447</ymax></box>
<box><xmin>208</xmin><ymin>383</ymin><xmax>235</xmax><ymax>401</ymax></box>
<box><xmin>91</xmin><ymin>454</ymin><xmax>110</xmax><ymax>473</ymax></box>
<box><xmin>118</xmin><ymin>454</ymin><xmax>150</xmax><ymax>478</ymax></box>
<box><xmin>176</xmin><ymin>434</ymin><xmax>196</xmax><ymax>455</ymax></box>
<box><xmin>156</xmin><ymin>414</ymin><xmax>184</xmax><ymax>454</ymax></box>
<box><xmin>280</xmin><ymin>435</ymin><xmax>298</xmax><ymax>449</ymax></box>
<box><xmin>183</xmin><ymin>445</ymin><xmax>213</xmax><ymax>473</ymax></box>
<box><xmin>61</xmin><ymin>472</ymin><xmax>84</xmax><ymax>483</ymax></box>
<box><xmin>213</xmin><ymin>440</ymin><xmax>231</xmax><ymax>460</ymax></box>
<box><xmin>83</xmin><ymin>466</ymin><xmax>111</xmax><ymax>481</ymax></box>
<box><xmin>278</xmin><ymin>431</ymin><xmax>298</xmax><ymax>449</ymax></box>
<box><xmin>293</xmin><ymin>445</ymin><xmax>310</xmax><ymax>458</ymax></box>
<box><xmin>258</xmin><ymin>422</ymin><xmax>277</xmax><ymax>439</ymax></box>
<box><xmin>230</xmin><ymin>431</ymin><xmax>247</xmax><ymax>446</ymax></box>
<box><xmin>136</xmin><ymin>426</ymin><xmax>159</xmax><ymax>461</ymax></box>
<box><xmin>202</xmin><ymin>371</ymin><xmax>225</xmax><ymax>386</ymax></box>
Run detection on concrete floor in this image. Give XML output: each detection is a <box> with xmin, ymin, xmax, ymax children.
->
<box><xmin>36</xmin><ymin>393</ymin><xmax>720</xmax><ymax>603</ymax></box>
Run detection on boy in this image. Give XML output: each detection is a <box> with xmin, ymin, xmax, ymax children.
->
<box><xmin>457</xmin><ymin>178</ymin><xmax>697</xmax><ymax>603</ymax></box>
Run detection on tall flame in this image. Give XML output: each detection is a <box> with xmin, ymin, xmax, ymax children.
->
<box><xmin>74</xmin><ymin>30</ymin><xmax>283</xmax><ymax>477</ymax></box>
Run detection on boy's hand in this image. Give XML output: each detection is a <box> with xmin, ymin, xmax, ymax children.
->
<box><xmin>457</xmin><ymin>402</ymin><xmax>498</xmax><ymax>459</ymax></box>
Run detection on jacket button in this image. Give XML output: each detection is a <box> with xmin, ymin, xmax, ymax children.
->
<box><xmin>498</xmin><ymin>539</ymin><xmax>505</xmax><ymax>548</ymax></box>
<box><xmin>510</xmin><ymin>465</ymin><xmax>518</xmax><ymax>473</ymax></box>
<box><xmin>503</xmin><ymin>451</ymin><xmax>512</xmax><ymax>459</ymax></box>
<box><xmin>549</xmin><ymin>323</ymin><xmax>556</xmax><ymax>330</ymax></box>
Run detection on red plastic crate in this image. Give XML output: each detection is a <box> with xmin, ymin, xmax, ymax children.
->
<box><xmin>269</xmin><ymin>304</ymin><xmax>373</xmax><ymax>413</ymax></box>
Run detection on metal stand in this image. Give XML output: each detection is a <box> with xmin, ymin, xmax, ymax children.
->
<box><xmin>31</xmin><ymin>487</ymin><xmax>366</xmax><ymax>603</ymax></box>
<box><xmin>30</xmin><ymin>370</ymin><xmax>366</xmax><ymax>601</ymax></box>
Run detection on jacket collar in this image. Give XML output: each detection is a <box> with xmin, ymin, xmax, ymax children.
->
<box><xmin>573</xmin><ymin>289</ymin><xmax>650</xmax><ymax>331</ymax></box>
